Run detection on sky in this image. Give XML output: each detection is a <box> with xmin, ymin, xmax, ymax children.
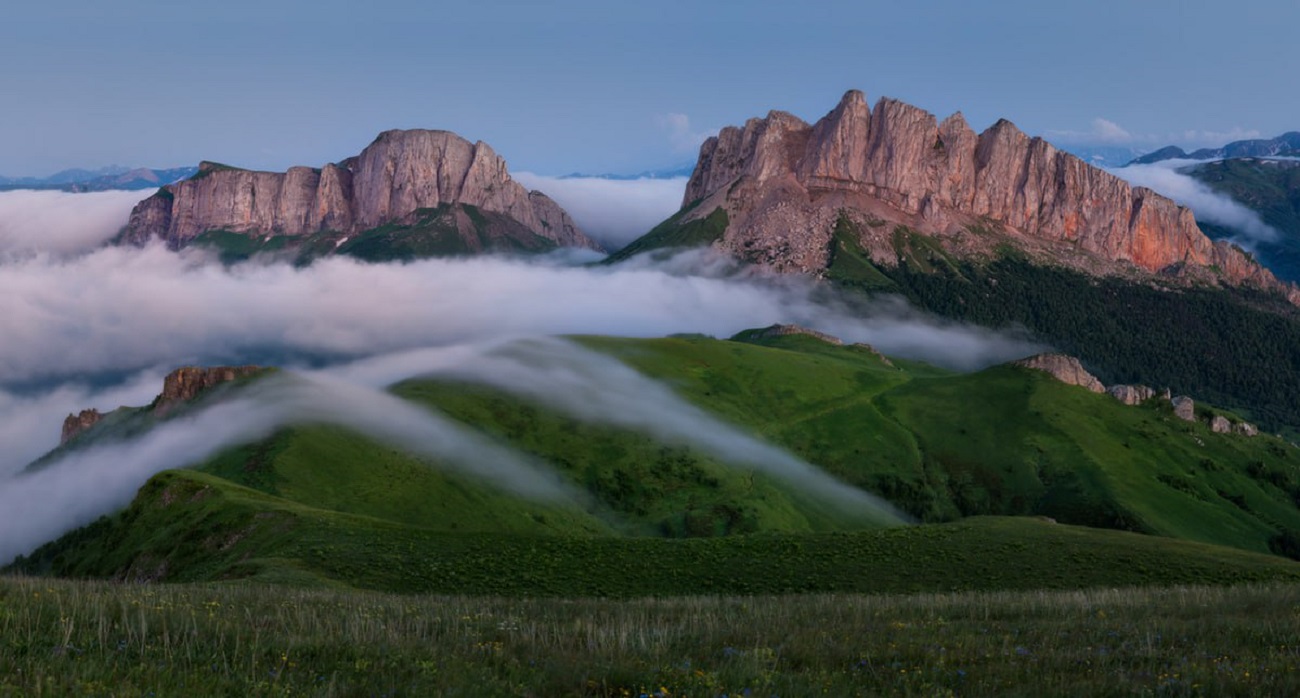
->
<box><xmin>2</xmin><ymin>1</ymin><xmax>1297</xmax><ymax>177</ymax></box>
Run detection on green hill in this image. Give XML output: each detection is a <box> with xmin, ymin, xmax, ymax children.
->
<box><xmin>11</xmin><ymin>333</ymin><xmax>1300</xmax><ymax>593</ymax></box>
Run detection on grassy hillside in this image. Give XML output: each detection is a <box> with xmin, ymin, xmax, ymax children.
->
<box><xmin>602</xmin><ymin>201</ymin><xmax>728</xmax><ymax>263</ymax></box>
<box><xmin>189</xmin><ymin>203</ymin><xmax>558</xmax><ymax>265</ymax></box>
<box><xmin>12</xmin><ymin>333</ymin><xmax>1300</xmax><ymax>592</ymax></box>
<box><xmin>1190</xmin><ymin>158</ymin><xmax>1300</xmax><ymax>282</ymax></box>
<box><xmin>11</xmin><ymin>469</ymin><xmax>1299</xmax><ymax>595</ymax></box>
<box><xmin>824</xmin><ymin>221</ymin><xmax>1300</xmax><ymax>436</ymax></box>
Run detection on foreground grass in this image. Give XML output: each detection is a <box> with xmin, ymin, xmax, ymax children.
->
<box><xmin>3</xmin><ymin>576</ymin><xmax>1300</xmax><ymax>696</ymax></box>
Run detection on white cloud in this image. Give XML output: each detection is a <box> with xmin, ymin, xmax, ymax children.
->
<box><xmin>1047</xmin><ymin>117</ymin><xmax>1139</xmax><ymax>145</ymax></box>
<box><xmin>1090</xmin><ymin>118</ymin><xmax>1132</xmax><ymax>143</ymax></box>
<box><xmin>1048</xmin><ymin>118</ymin><xmax>1263</xmax><ymax>150</ymax></box>
<box><xmin>0</xmin><ymin>189</ymin><xmax>147</xmax><ymax>258</ymax></box>
<box><xmin>0</xmin><ymin>193</ymin><xmax>1049</xmax><ymax>560</ymax></box>
<box><xmin>1108</xmin><ymin>159</ymin><xmax>1278</xmax><ymax>248</ymax></box>
<box><xmin>0</xmin><ymin>245</ymin><xmax>1043</xmax><ymax>388</ymax></box>
<box><xmin>515</xmin><ymin>172</ymin><xmax>687</xmax><ymax>249</ymax></box>
<box><xmin>657</xmin><ymin>112</ymin><xmax>715</xmax><ymax>154</ymax></box>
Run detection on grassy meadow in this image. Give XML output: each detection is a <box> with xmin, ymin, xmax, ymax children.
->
<box><xmin>3</xmin><ymin>575</ymin><xmax>1300</xmax><ymax>696</ymax></box>
<box><xmin>12</xmin><ymin>332</ymin><xmax>1300</xmax><ymax>694</ymax></box>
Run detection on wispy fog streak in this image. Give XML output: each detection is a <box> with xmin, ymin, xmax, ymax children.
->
<box><xmin>1110</xmin><ymin>159</ymin><xmax>1279</xmax><ymax>248</ymax></box>
<box><xmin>0</xmin><ymin>371</ymin><xmax>573</xmax><ymax>563</ymax></box>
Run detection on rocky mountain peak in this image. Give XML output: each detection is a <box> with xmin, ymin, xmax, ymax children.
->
<box><xmin>123</xmin><ymin>130</ymin><xmax>600</xmax><ymax>255</ymax></box>
<box><xmin>673</xmin><ymin>89</ymin><xmax>1291</xmax><ymax>298</ymax></box>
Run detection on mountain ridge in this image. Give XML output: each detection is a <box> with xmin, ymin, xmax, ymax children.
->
<box><xmin>1130</xmin><ymin>132</ymin><xmax>1300</xmax><ymax>165</ymax></box>
<box><xmin>0</xmin><ymin>166</ymin><xmax>198</xmax><ymax>192</ymax></box>
<box><xmin>122</xmin><ymin>129</ymin><xmax>602</xmax><ymax>255</ymax></box>
<box><xmin>661</xmin><ymin>89</ymin><xmax>1290</xmax><ymax>300</ymax></box>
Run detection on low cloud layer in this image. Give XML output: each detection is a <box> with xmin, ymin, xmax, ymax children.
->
<box><xmin>0</xmin><ymin>189</ymin><xmax>146</xmax><ymax>258</ymax></box>
<box><xmin>0</xmin><ymin>191</ymin><xmax>1048</xmax><ymax>561</ymax></box>
<box><xmin>1109</xmin><ymin>159</ymin><xmax>1278</xmax><ymax>248</ymax></box>
<box><xmin>0</xmin><ymin>245</ymin><xmax>1042</xmax><ymax>388</ymax></box>
<box><xmin>514</xmin><ymin>172</ymin><xmax>687</xmax><ymax>249</ymax></box>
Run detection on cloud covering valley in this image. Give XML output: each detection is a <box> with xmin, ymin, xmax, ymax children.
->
<box><xmin>0</xmin><ymin>187</ymin><xmax>1043</xmax><ymax>561</ymax></box>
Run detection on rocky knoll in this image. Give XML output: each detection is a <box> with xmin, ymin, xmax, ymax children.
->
<box><xmin>677</xmin><ymin>89</ymin><xmax>1288</xmax><ymax>297</ymax></box>
<box><xmin>1013</xmin><ymin>354</ymin><xmax>1105</xmax><ymax>393</ymax></box>
<box><xmin>123</xmin><ymin>130</ymin><xmax>600</xmax><ymax>253</ymax></box>
<box><xmin>1014</xmin><ymin>354</ymin><xmax>1259</xmax><ymax>436</ymax></box>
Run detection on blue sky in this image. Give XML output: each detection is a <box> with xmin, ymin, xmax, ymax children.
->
<box><xmin>2</xmin><ymin>0</ymin><xmax>1296</xmax><ymax>176</ymax></box>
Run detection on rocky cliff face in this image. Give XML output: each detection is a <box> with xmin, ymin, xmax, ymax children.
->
<box><xmin>157</xmin><ymin>366</ymin><xmax>263</xmax><ymax>414</ymax></box>
<box><xmin>61</xmin><ymin>409</ymin><xmax>103</xmax><ymax>445</ymax></box>
<box><xmin>123</xmin><ymin>130</ymin><xmax>600</xmax><ymax>253</ymax></box>
<box><xmin>677</xmin><ymin>90</ymin><xmax>1288</xmax><ymax>296</ymax></box>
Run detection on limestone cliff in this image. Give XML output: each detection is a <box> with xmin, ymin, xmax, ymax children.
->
<box><xmin>675</xmin><ymin>89</ymin><xmax>1290</xmax><ymax>297</ymax></box>
<box><xmin>123</xmin><ymin>131</ymin><xmax>601</xmax><ymax>254</ymax></box>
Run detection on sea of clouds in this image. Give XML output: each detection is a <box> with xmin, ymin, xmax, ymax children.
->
<box><xmin>0</xmin><ymin>185</ymin><xmax>1044</xmax><ymax>561</ymax></box>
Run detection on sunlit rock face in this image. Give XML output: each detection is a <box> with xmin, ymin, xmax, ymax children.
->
<box><xmin>679</xmin><ymin>90</ymin><xmax>1286</xmax><ymax>296</ymax></box>
<box><xmin>123</xmin><ymin>130</ymin><xmax>600</xmax><ymax>252</ymax></box>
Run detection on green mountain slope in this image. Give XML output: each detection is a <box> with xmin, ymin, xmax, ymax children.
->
<box><xmin>1189</xmin><ymin>158</ymin><xmax>1300</xmax><ymax>282</ymax></box>
<box><xmin>12</xmin><ymin>333</ymin><xmax>1300</xmax><ymax>592</ymax></box>
<box><xmin>186</xmin><ymin>203</ymin><xmax>559</xmax><ymax>265</ymax></box>
<box><xmin>822</xmin><ymin>222</ymin><xmax>1300</xmax><ymax>435</ymax></box>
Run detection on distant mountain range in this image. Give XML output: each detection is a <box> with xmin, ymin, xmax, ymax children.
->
<box><xmin>558</xmin><ymin>164</ymin><xmax>695</xmax><ymax>180</ymax></box>
<box><xmin>1130</xmin><ymin>132</ymin><xmax>1300</xmax><ymax>165</ymax></box>
<box><xmin>0</xmin><ymin>165</ymin><xmax>198</xmax><ymax>192</ymax></box>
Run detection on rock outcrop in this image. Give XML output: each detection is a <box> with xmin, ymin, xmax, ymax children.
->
<box><xmin>61</xmin><ymin>409</ymin><xmax>103</xmax><ymax>445</ymax></box>
<box><xmin>851</xmin><ymin>343</ymin><xmax>895</xmax><ymax>367</ymax></box>
<box><xmin>748</xmin><ymin>324</ymin><xmax>844</xmax><ymax>345</ymax></box>
<box><xmin>674</xmin><ymin>89</ymin><xmax>1290</xmax><ymax>297</ymax></box>
<box><xmin>1013</xmin><ymin>354</ymin><xmax>1105</xmax><ymax>393</ymax></box>
<box><xmin>1011</xmin><ymin>356</ymin><xmax>1259</xmax><ymax>437</ymax></box>
<box><xmin>156</xmin><ymin>366</ymin><xmax>263</xmax><ymax>414</ymax></box>
<box><xmin>123</xmin><ymin>131</ymin><xmax>601</xmax><ymax>253</ymax></box>
<box><xmin>1107</xmin><ymin>384</ymin><xmax>1157</xmax><ymax>406</ymax></box>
